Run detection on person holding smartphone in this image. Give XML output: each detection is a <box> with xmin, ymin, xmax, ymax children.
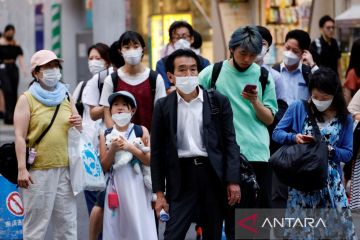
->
<box><xmin>199</xmin><ymin>26</ymin><xmax>278</xmax><ymax>239</ymax></box>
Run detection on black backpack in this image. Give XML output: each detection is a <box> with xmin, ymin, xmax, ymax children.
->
<box><xmin>206</xmin><ymin>88</ymin><xmax>259</xmax><ymax>208</ymax></box>
<box><xmin>104</xmin><ymin>124</ymin><xmax>143</xmax><ymax>139</ymax></box>
<box><xmin>210</xmin><ymin>61</ymin><xmax>269</xmax><ymax>95</ymax></box>
<box><xmin>75</xmin><ymin>80</ymin><xmax>88</xmax><ymax>116</ymax></box>
<box><xmin>111</xmin><ymin>69</ymin><xmax>158</xmax><ymax>100</ymax></box>
<box><xmin>75</xmin><ymin>68</ymin><xmax>111</xmax><ymax>116</ymax></box>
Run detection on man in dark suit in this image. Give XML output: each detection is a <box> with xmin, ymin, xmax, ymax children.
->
<box><xmin>151</xmin><ymin>49</ymin><xmax>241</xmax><ymax>240</ymax></box>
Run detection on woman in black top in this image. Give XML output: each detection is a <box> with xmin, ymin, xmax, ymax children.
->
<box><xmin>0</xmin><ymin>24</ymin><xmax>26</xmax><ymax>124</ymax></box>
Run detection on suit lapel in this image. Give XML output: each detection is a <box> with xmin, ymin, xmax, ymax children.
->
<box><xmin>167</xmin><ymin>92</ymin><xmax>178</xmax><ymax>146</ymax></box>
<box><xmin>202</xmin><ymin>89</ymin><xmax>211</xmax><ymax>127</ymax></box>
<box><xmin>202</xmin><ymin>89</ymin><xmax>210</xmax><ymax>148</ymax></box>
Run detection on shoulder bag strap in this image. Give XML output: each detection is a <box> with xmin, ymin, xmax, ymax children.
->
<box><xmin>34</xmin><ymin>104</ymin><xmax>61</xmax><ymax>145</ymax></box>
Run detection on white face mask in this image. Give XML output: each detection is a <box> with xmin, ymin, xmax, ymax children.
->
<box><xmin>283</xmin><ymin>50</ymin><xmax>300</xmax><ymax>66</ymax></box>
<box><xmin>175</xmin><ymin>76</ymin><xmax>199</xmax><ymax>94</ymax></box>
<box><xmin>174</xmin><ymin>39</ymin><xmax>191</xmax><ymax>50</ymax></box>
<box><xmin>312</xmin><ymin>97</ymin><xmax>333</xmax><ymax>112</ymax></box>
<box><xmin>112</xmin><ymin>112</ymin><xmax>132</xmax><ymax>127</ymax></box>
<box><xmin>88</xmin><ymin>59</ymin><xmax>105</xmax><ymax>75</ymax></box>
<box><xmin>42</xmin><ymin>68</ymin><xmax>61</xmax><ymax>87</ymax></box>
<box><xmin>122</xmin><ymin>49</ymin><xmax>142</xmax><ymax>65</ymax></box>
<box><xmin>255</xmin><ymin>46</ymin><xmax>268</xmax><ymax>63</ymax></box>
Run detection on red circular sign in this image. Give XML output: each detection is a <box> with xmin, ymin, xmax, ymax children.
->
<box><xmin>6</xmin><ymin>192</ymin><xmax>24</xmax><ymax>216</ymax></box>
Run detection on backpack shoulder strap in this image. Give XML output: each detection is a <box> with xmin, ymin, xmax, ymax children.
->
<box><xmin>111</xmin><ymin>71</ymin><xmax>119</xmax><ymax>93</ymax></box>
<box><xmin>315</xmin><ymin>38</ymin><xmax>321</xmax><ymax>55</ymax></box>
<box><xmin>148</xmin><ymin>69</ymin><xmax>158</xmax><ymax>100</ymax></box>
<box><xmin>272</xmin><ymin>63</ymin><xmax>281</xmax><ymax>72</ymax></box>
<box><xmin>259</xmin><ymin>66</ymin><xmax>269</xmax><ymax>96</ymax></box>
<box><xmin>301</xmin><ymin>64</ymin><xmax>311</xmax><ymax>86</ymax></box>
<box><xmin>206</xmin><ymin>89</ymin><xmax>220</xmax><ymax>114</ymax></box>
<box><xmin>77</xmin><ymin>81</ymin><xmax>87</xmax><ymax>103</ymax></box>
<box><xmin>210</xmin><ymin>61</ymin><xmax>223</xmax><ymax>89</ymax></box>
<box><xmin>133</xmin><ymin>124</ymin><xmax>143</xmax><ymax>138</ymax></box>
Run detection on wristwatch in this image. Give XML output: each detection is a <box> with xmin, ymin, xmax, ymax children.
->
<box><xmin>328</xmin><ymin>145</ymin><xmax>335</xmax><ymax>158</ymax></box>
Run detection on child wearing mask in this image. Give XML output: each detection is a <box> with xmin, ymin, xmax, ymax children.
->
<box><xmin>99</xmin><ymin>31</ymin><xmax>166</xmax><ymax>129</ymax></box>
<box><xmin>100</xmin><ymin>91</ymin><xmax>157</xmax><ymax>240</ymax></box>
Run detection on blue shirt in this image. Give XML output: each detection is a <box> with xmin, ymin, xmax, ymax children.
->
<box><xmin>275</xmin><ymin>62</ymin><xmax>309</xmax><ymax>105</ymax></box>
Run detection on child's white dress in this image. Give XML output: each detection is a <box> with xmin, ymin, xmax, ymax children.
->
<box><xmin>103</xmin><ymin>127</ymin><xmax>157</xmax><ymax>240</ymax></box>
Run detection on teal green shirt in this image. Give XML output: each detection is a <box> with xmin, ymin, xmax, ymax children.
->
<box><xmin>199</xmin><ymin>60</ymin><xmax>278</xmax><ymax>162</ymax></box>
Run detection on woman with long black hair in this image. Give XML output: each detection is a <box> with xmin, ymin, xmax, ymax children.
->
<box><xmin>273</xmin><ymin>67</ymin><xmax>357</xmax><ymax>239</ymax></box>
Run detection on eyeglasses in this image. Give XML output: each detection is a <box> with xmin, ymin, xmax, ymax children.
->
<box><xmin>325</xmin><ymin>26</ymin><xmax>335</xmax><ymax>30</ymax></box>
<box><xmin>172</xmin><ymin>34</ymin><xmax>191</xmax><ymax>41</ymax></box>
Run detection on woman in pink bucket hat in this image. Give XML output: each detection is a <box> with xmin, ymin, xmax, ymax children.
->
<box><xmin>13</xmin><ymin>49</ymin><xmax>82</xmax><ymax>239</ymax></box>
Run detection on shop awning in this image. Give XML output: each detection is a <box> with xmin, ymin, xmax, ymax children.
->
<box><xmin>335</xmin><ymin>4</ymin><xmax>360</xmax><ymax>27</ymax></box>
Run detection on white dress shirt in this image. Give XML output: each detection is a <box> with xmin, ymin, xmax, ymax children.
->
<box><xmin>176</xmin><ymin>87</ymin><xmax>208</xmax><ymax>158</ymax></box>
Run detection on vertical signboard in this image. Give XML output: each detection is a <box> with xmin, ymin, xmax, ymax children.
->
<box><xmin>35</xmin><ymin>4</ymin><xmax>44</xmax><ymax>51</ymax></box>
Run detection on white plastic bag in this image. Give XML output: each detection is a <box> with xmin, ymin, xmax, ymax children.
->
<box><xmin>68</xmin><ymin>127</ymin><xmax>106</xmax><ymax>195</ymax></box>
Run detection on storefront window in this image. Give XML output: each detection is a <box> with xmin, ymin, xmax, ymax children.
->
<box><xmin>263</xmin><ymin>0</ymin><xmax>313</xmax><ymax>64</ymax></box>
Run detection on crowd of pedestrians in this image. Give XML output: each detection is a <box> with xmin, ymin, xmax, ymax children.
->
<box><xmin>2</xmin><ymin>15</ymin><xmax>360</xmax><ymax>240</ymax></box>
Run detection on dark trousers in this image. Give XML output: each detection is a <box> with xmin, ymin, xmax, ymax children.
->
<box><xmin>225</xmin><ymin>161</ymin><xmax>272</xmax><ymax>240</ymax></box>
<box><xmin>271</xmin><ymin>172</ymin><xmax>288</xmax><ymax>238</ymax></box>
<box><xmin>271</xmin><ymin>172</ymin><xmax>288</xmax><ymax>209</ymax></box>
<box><xmin>0</xmin><ymin>64</ymin><xmax>19</xmax><ymax>123</ymax></box>
<box><xmin>164</xmin><ymin>158</ymin><xmax>226</xmax><ymax>240</ymax></box>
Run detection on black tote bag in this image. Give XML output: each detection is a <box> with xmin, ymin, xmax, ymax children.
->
<box><xmin>269</xmin><ymin>101</ymin><xmax>328</xmax><ymax>192</ymax></box>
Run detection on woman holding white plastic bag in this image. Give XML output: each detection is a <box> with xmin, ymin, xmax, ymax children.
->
<box><xmin>100</xmin><ymin>91</ymin><xmax>157</xmax><ymax>240</ymax></box>
<box><xmin>14</xmin><ymin>49</ymin><xmax>82</xmax><ymax>239</ymax></box>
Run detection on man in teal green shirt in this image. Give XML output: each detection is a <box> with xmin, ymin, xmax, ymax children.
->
<box><xmin>199</xmin><ymin>26</ymin><xmax>278</xmax><ymax>238</ymax></box>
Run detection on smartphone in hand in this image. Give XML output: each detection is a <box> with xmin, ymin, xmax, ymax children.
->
<box><xmin>243</xmin><ymin>84</ymin><xmax>257</xmax><ymax>93</ymax></box>
<box><xmin>302</xmin><ymin>135</ymin><xmax>315</xmax><ymax>142</ymax></box>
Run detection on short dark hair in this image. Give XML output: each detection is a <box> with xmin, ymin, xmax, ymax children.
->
<box><xmin>109</xmin><ymin>41</ymin><xmax>125</xmax><ymax>68</ymax></box>
<box><xmin>118</xmin><ymin>31</ymin><xmax>146</xmax><ymax>49</ymax></box>
<box><xmin>285</xmin><ymin>29</ymin><xmax>311</xmax><ymax>50</ymax></box>
<box><xmin>87</xmin><ymin>43</ymin><xmax>111</xmax><ymax>65</ymax></box>
<box><xmin>4</xmin><ymin>24</ymin><xmax>15</xmax><ymax>33</ymax></box>
<box><xmin>165</xmin><ymin>49</ymin><xmax>200</xmax><ymax>74</ymax></box>
<box><xmin>308</xmin><ymin>67</ymin><xmax>348</xmax><ymax>125</ymax></box>
<box><xmin>319</xmin><ymin>15</ymin><xmax>334</xmax><ymax>28</ymax></box>
<box><xmin>256</xmin><ymin>25</ymin><xmax>273</xmax><ymax>46</ymax></box>
<box><xmin>168</xmin><ymin>21</ymin><xmax>194</xmax><ymax>40</ymax></box>
<box><xmin>229</xmin><ymin>26</ymin><xmax>263</xmax><ymax>54</ymax></box>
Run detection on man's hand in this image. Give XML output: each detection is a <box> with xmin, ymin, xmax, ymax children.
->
<box><xmin>302</xmin><ymin>50</ymin><xmax>315</xmax><ymax>67</ymax></box>
<box><xmin>241</xmin><ymin>90</ymin><xmax>258</xmax><ymax>104</ymax></box>
<box><xmin>154</xmin><ymin>192</ymin><xmax>169</xmax><ymax>219</ymax></box>
<box><xmin>227</xmin><ymin>183</ymin><xmax>241</xmax><ymax>206</ymax></box>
